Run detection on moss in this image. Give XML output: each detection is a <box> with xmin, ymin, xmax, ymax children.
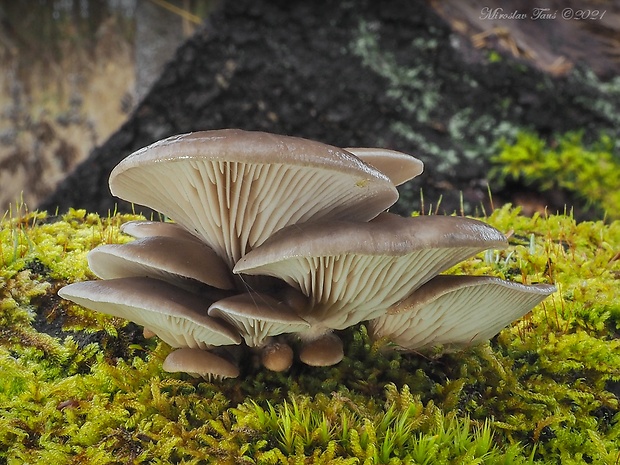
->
<box><xmin>1</xmin><ymin>202</ymin><xmax>620</xmax><ymax>463</ymax></box>
<box><xmin>491</xmin><ymin>131</ymin><xmax>620</xmax><ymax>219</ymax></box>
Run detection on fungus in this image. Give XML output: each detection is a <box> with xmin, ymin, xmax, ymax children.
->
<box><xmin>88</xmin><ymin>235</ymin><xmax>235</xmax><ymax>291</ymax></box>
<box><xmin>369</xmin><ymin>276</ymin><xmax>556</xmax><ymax>351</ymax></box>
<box><xmin>260</xmin><ymin>340</ymin><xmax>295</xmax><ymax>372</ymax></box>
<box><xmin>298</xmin><ymin>333</ymin><xmax>344</xmax><ymax>367</ymax></box>
<box><xmin>234</xmin><ymin>212</ymin><xmax>508</xmax><ymax>334</ymax></box>
<box><xmin>345</xmin><ymin>147</ymin><xmax>424</xmax><ymax>186</ymax></box>
<box><xmin>207</xmin><ymin>293</ymin><xmax>310</xmax><ymax>347</ymax></box>
<box><xmin>163</xmin><ymin>347</ymin><xmax>240</xmax><ymax>380</ymax></box>
<box><xmin>121</xmin><ymin>220</ymin><xmax>205</xmax><ymax>243</ymax></box>
<box><xmin>108</xmin><ymin>129</ymin><xmax>398</xmax><ymax>267</ymax></box>
<box><xmin>58</xmin><ymin>277</ymin><xmax>241</xmax><ymax>349</ymax></box>
<box><xmin>57</xmin><ymin>129</ymin><xmax>557</xmax><ymax>378</ymax></box>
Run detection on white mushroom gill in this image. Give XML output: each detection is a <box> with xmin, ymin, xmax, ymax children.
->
<box><xmin>57</xmin><ymin>129</ymin><xmax>556</xmax><ymax>379</ymax></box>
<box><xmin>109</xmin><ymin>129</ymin><xmax>398</xmax><ymax>267</ymax></box>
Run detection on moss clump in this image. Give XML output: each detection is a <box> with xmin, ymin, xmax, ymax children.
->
<box><xmin>491</xmin><ymin>131</ymin><xmax>620</xmax><ymax>218</ymax></box>
<box><xmin>1</xmin><ymin>203</ymin><xmax>619</xmax><ymax>463</ymax></box>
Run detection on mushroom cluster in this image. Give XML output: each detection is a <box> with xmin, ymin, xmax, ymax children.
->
<box><xmin>58</xmin><ymin>129</ymin><xmax>555</xmax><ymax>380</ymax></box>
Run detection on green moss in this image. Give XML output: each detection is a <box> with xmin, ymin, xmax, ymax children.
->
<box><xmin>491</xmin><ymin>131</ymin><xmax>620</xmax><ymax>218</ymax></box>
<box><xmin>1</xmin><ymin>203</ymin><xmax>620</xmax><ymax>463</ymax></box>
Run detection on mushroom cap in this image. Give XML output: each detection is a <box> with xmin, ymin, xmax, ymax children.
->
<box><xmin>298</xmin><ymin>333</ymin><xmax>344</xmax><ymax>367</ymax></box>
<box><xmin>109</xmin><ymin>129</ymin><xmax>398</xmax><ymax>267</ymax></box>
<box><xmin>345</xmin><ymin>147</ymin><xmax>424</xmax><ymax>186</ymax></box>
<box><xmin>234</xmin><ymin>212</ymin><xmax>508</xmax><ymax>330</ymax></box>
<box><xmin>369</xmin><ymin>275</ymin><xmax>556</xmax><ymax>351</ymax></box>
<box><xmin>88</xmin><ymin>236</ymin><xmax>235</xmax><ymax>290</ymax></box>
<box><xmin>58</xmin><ymin>277</ymin><xmax>241</xmax><ymax>349</ymax></box>
<box><xmin>163</xmin><ymin>348</ymin><xmax>239</xmax><ymax>380</ymax></box>
<box><xmin>121</xmin><ymin>220</ymin><xmax>204</xmax><ymax>243</ymax></box>
<box><xmin>260</xmin><ymin>341</ymin><xmax>294</xmax><ymax>372</ymax></box>
<box><xmin>207</xmin><ymin>292</ymin><xmax>310</xmax><ymax>347</ymax></box>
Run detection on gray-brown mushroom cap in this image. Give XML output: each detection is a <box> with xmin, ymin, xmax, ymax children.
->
<box><xmin>261</xmin><ymin>341</ymin><xmax>294</xmax><ymax>372</ymax></box>
<box><xmin>369</xmin><ymin>275</ymin><xmax>556</xmax><ymax>351</ymax></box>
<box><xmin>345</xmin><ymin>147</ymin><xmax>424</xmax><ymax>186</ymax></box>
<box><xmin>298</xmin><ymin>333</ymin><xmax>344</xmax><ymax>367</ymax></box>
<box><xmin>58</xmin><ymin>277</ymin><xmax>241</xmax><ymax>349</ymax></box>
<box><xmin>234</xmin><ymin>212</ymin><xmax>508</xmax><ymax>332</ymax></box>
<box><xmin>163</xmin><ymin>348</ymin><xmax>240</xmax><ymax>380</ymax></box>
<box><xmin>109</xmin><ymin>129</ymin><xmax>399</xmax><ymax>267</ymax></box>
<box><xmin>121</xmin><ymin>220</ymin><xmax>204</xmax><ymax>243</ymax></box>
<box><xmin>208</xmin><ymin>292</ymin><xmax>310</xmax><ymax>347</ymax></box>
<box><xmin>87</xmin><ymin>236</ymin><xmax>235</xmax><ymax>290</ymax></box>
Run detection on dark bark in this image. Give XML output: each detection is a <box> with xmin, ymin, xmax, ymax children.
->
<box><xmin>40</xmin><ymin>0</ymin><xmax>620</xmax><ymax>218</ymax></box>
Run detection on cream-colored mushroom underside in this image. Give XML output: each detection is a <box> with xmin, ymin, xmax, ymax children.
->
<box><xmin>64</xmin><ymin>298</ymin><xmax>238</xmax><ymax>349</ymax></box>
<box><xmin>258</xmin><ymin>247</ymin><xmax>486</xmax><ymax>331</ymax></box>
<box><xmin>112</xmin><ymin>160</ymin><xmax>395</xmax><ymax>267</ymax></box>
<box><xmin>368</xmin><ymin>280</ymin><xmax>550</xmax><ymax>351</ymax></box>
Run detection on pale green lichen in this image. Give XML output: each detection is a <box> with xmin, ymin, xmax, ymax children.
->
<box><xmin>1</xmin><ymin>202</ymin><xmax>619</xmax><ymax>463</ymax></box>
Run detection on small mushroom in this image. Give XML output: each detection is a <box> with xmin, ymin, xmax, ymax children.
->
<box><xmin>88</xmin><ymin>235</ymin><xmax>235</xmax><ymax>290</ymax></box>
<box><xmin>234</xmin><ymin>212</ymin><xmax>508</xmax><ymax>332</ymax></box>
<box><xmin>207</xmin><ymin>292</ymin><xmax>310</xmax><ymax>347</ymax></box>
<box><xmin>109</xmin><ymin>129</ymin><xmax>398</xmax><ymax>267</ymax></box>
<box><xmin>260</xmin><ymin>340</ymin><xmax>294</xmax><ymax>372</ymax></box>
<box><xmin>163</xmin><ymin>348</ymin><xmax>239</xmax><ymax>380</ymax></box>
<box><xmin>58</xmin><ymin>277</ymin><xmax>241</xmax><ymax>349</ymax></box>
<box><xmin>345</xmin><ymin>147</ymin><xmax>424</xmax><ymax>186</ymax></box>
<box><xmin>369</xmin><ymin>275</ymin><xmax>556</xmax><ymax>351</ymax></box>
<box><xmin>298</xmin><ymin>333</ymin><xmax>344</xmax><ymax>367</ymax></box>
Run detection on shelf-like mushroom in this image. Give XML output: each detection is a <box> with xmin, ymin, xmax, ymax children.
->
<box><xmin>234</xmin><ymin>212</ymin><xmax>508</xmax><ymax>333</ymax></box>
<box><xmin>163</xmin><ymin>348</ymin><xmax>239</xmax><ymax>380</ymax></box>
<box><xmin>345</xmin><ymin>147</ymin><xmax>424</xmax><ymax>186</ymax></box>
<box><xmin>369</xmin><ymin>275</ymin><xmax>556</xmax><ymax>351</ymax></box>
<box><xmin>109</xmin><ymin>129</ymin><xmax>398</xmax><ymax>267</ymax></box>
<box><xmin>58</xmin><ymin>277</ymin><xmax>241</xmax><ymax>349</ymax></box>
<box><xmin>121</xmin><ymin>220</ymin><xmax>204</xmax><ymax>243</ymax></box>
<box><xmin>88</xmin><ymin>236</ymin><xmax>235</xmax><ymax>290</ymax></box>
<box><xmin>207</xmin><ymin>292</ymin><xmax>310</xmax><ymax>347</ymax></box>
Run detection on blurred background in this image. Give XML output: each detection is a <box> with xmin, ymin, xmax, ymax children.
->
<box><xmin>0</xmin><ymin>0</ymin><xmax>215</xmax><ymax>211</ymax></box>
<box><xmin>1</xmin><ymin>0</ymin><xmax>619</xmax><ymax>218</ymax></box>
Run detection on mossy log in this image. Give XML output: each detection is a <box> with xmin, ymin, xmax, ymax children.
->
<box><xmin>2</xmin><ymin>204</ymin><xmax>619</xmax><ymax>463</ymax></box>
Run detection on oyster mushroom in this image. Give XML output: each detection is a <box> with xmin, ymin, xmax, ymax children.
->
<box><xmin>208</xmin><ymin>292</ymin><xmax>308</xmax><ymax>371</ymax></box>
<box><xmin>369</xmin><ymin>275</ymin><xmax>556</xmax><ymax>351</ymax></box>
<box><xmin>260</xmin><ymin>341</ymin><xmax>295</xmax><ymax>372</ymax></box>
<box><xmin>58</xmin><ymin>277</ymin><xmax>241</xmax><ymax>349</ymax></box>
<box><xmin>234</xmin><ymin>212</ymin><xmax>508</xmax><ymax>335</ymax></box>
<box><xmin>298</xmin><ymin>333</ymin><xmax>344</xmax><ymax>367</ymax></box>
<box><xmin>56</xmin><ymin>129</ymin><xmax>557</xmax><ymax>377</ymax></box>
<box><xmin>345</xmin><ymin>147</ymin><xmax>424</xmax><ymax>186</ymax></box>
<box><xmin>120</xmin><ymin>220</ymin><xmax>205</xmax><ymax>243</ymax></box>
<box><xmin>163</xmin><ymin>348</ymin><xmax>240</xmax><ymax>380</ymax></box>
<box><xmin>207</xmin><ymin>292</ymin><xmax>310</xmax><ymax>347</ymax></box>
<box><xmin>88</xmin><ymin>235</ymin><xmax>235</xmax><ymax>291</ymax></box>
<box><xmin>109</xmin><ymin>129</ymin><xmax>399</xmax><ymax>267</ymax></box>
